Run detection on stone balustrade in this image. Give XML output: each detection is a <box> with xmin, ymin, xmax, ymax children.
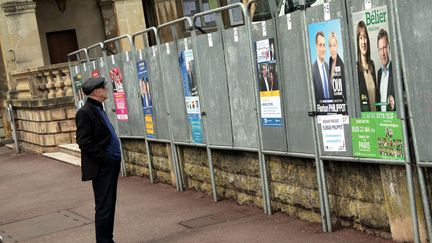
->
<box><xmin>8</xmin><ymin>62</ymin><xmax>75</xmax><ymax>101</ymax></box>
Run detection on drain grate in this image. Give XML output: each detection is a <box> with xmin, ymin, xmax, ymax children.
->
<box><xmin>0</xmin><ymin>210</ymin><xmax>92</xmax><ymax>242</ymax></box>
<box><xmin>179</xmin><ymin>210</ymin><xmax>250</xmax><ymax>229</ymax></box>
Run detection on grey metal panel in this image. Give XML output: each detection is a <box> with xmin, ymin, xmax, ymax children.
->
<box><xmin>140</xmin><ymin>47</ymin><xmax>170</xmax><ymax>141</ymax></box>
<box><xmin>160</xmin><ymin>41</ymin><xmax>190</xmax><ymax>143</ymax></box>
<box><xmin>395</xmin><ymin>0</ymin><xmax>432</xmax><ymax>162</ymax></box>
<box><xmin>277</xmin><ymin>12</ymin><xmax>315</xmax><ymax>154</ymax></box>
<box><xmin>306</xmin><ymin>0</ymin><xmax>354</xmax><ymax>157</ymax></box>
<box><xmin>93</xmin><ymin>57</ymin><xmax>119</xmax><ymax>132</ymax></box>
<box><xmin>251</xmin><ymin>18</ymin><xmax>288</xmax><ymax>152</ymax></box>
<box><xmin>121</xmin><ymin>51</ymin><xmax>146</xmax><ymax>137</ymax></box>
<box><xmin>194</xmin><ymin>32</ymin><xmax>233</xmax><ymax>146</ymax></box>
<box><xmin>222</xmin><ymin>26</ymin><xmax>258</xmax><ymax>149</ymax></box>
<box><xmin>105</xmin><ymin>53</ymin><xmax>131</xmax><ymax>137</ymax></box>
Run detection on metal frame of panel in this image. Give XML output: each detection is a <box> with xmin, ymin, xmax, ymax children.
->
<box><xmin>392</xmin><ymin>0</ymin><xmax>432</xmax><ymax>241</ymax></box>
<box><xmin>156</xmin><ymin>17</ymin><xmax>197</xmax><ymax>192</ymax></box>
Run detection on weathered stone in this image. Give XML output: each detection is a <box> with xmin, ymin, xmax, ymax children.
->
<box><xmin>218</xmin><ymin>187</ymin><xmax>263</xmax><ymax>207</ymax></box>
<box><xmin>54</xmin><ymin>133</ymin><xmax>71</xmax><ymax>144</ymax></box>
<box><xmin>150</xmin><ymin>142</ymin><xmax>169</xmax><ymax>157</ymax></box>
<box><xmin>182</xmin><ymin>146</ymin><xmax>207</xmax><ymax>167</ymax></box>
<box><xmin>213</xmin><ymin>150</ymin><xmax>261</xmax><ymax>177</ymax></box>
<box><xmin>154</xmin><ymin>170</ymin><xmax>173</xmax><ymax>185</ymax></box>
<box><xmin>380</xmin><ymin>165</ymin><xmax>427</xmax><ymax>242</ymax></box>
<box><xmin>215</xmin><ymin>170</ymin><xmax>262</xmax><ymax>197</ymax></box>
<box><xmin>184</xmin><ymin>163</ymin><xmax>210</xmax><ymax>182</ymax></box>
<box><xmin>50</xmin><ymin>108</ymin><xmax>66</xmax><ymax>120</ymax></box>
<box><xmin>65</xmin><ymin>107</ymin><xmax>76</xmax><ymax>119</ymax></box>
<box><xmin>125</xmin><ymin>163</ymin><xmax>149</xmax><ymax>177</ymax></box>
<box><xmin>124</xmin><ymin>150</ymin><xmax>147</xmax><ymax>166</ymax></box>
<box><xmin>121</xmin><ymin>139</ymin><xmax>147</xmax><ymax>153</ymax></box>
<box><xmin>59</xmin><ymin>120</ymin><xmax>76</xmax><ymax>132</ymax></box>
<box><xmin>268</xmin><ymin>157</ymin><xmax>317</xmax><ymax>190</ymax></box>
<box><xmin>43</xmin><ymin>134</ymin><xmax>55</xmax><ymax>146</ymax></box>
<box><xmin>270</xmin><ymin>181</ymin><xmax>319</xmax><ymax>210</ymax></box>
<box><xmin>153</xmin><ymin>155</ymin><xmax>170</xmax><ymax>172</ymax></box>
<box><xmin>187</xmin><ymin>178</ymin><xmax>213</xmax><ymax>195</ymax></box>
<box><xmin>46</xmin><ymin>121</ymin><xmax>60</xmax><ymax>133</ymax></box>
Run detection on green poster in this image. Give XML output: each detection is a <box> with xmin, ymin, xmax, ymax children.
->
<box><xmin>352</xmin><ymin>112</ymin><xmax>404</xmax><ymax>160</ymax></box>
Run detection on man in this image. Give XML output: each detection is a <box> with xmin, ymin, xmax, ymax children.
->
<box><xmin>187</xmin><ymin>61</ymin><xmax>196</xmax><ymax>96</ymax></box>
<box><xmin>76</xmin><ymin>77</ymin><xmax>121</xmax><ymax>243</ymax></box>
<box><xmin>259</xmin><ymin>63</ymin><xmax>275</xmax><ymax>91</ymax></box>
<box><xmin>377</xmin><ymin>28</ymin><xmax>395</xmax><ymax>111</ymax></box>
<box><xmin>312</xmin><ymin>31</ymin><xmax>333</xmax><ymax>102</ymax></box>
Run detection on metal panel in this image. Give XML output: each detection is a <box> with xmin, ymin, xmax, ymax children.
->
<box><xmin>160</xmin><ymin>41</ymin><xmax>191</xmax><ymax>143</ymax></box>
<box><xmin>139</xmin><ymin>47</ymin><xmax>170</xmax><ymax>140</ymax></box>
<box><xmin>194</xmin><ymin>31</ymin><xmax>233</xmax><ymax>146</ymax></box>
<box><xmin>251</xmin><ymin>18</ymin><xmax>288</xmax><ymax>152</ymax></box>
<box><xmin>91</xmin><ymin>57</ymin><xmax>119</xmax><ymax>132</ymax></box>
<box><xmin>105</xmin><ymin>53</ymin><xmax>132</xmax><ymax>137</ymax></box>
<box><xmin>395</xmin><ymin>0</ymin><xmax>432</xmax><ymax>162</ymax></box>
<box><xmin>222</xmin><ymin>25</ymin><xmax>258</xmax><ymax>149</ymax></box>
<box><xmin>122</xmin><ymin>50</ymin><xmax>146</xmax><ymax>137</ymax></box>
<box><xmin>306</xmin><ymin>0</ymin><xmax>354</xmax><ymax>157</ymax></box>
<box><xmin>276</xmin><ymin>12</ymin><xmax>315</xmax><ymax>154</ymax></box>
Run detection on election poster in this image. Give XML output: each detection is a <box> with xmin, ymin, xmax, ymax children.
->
<box><xmin>137</xmin><ymin>60</ymin><xmax>155</xmax><ymax>138</ymax></box>
<box><xmin>72</xmin><ymin>72</ymin><xmax>85</xmax><ymax>109</ymax></box>
<box><xmin>308</xmin><ymin>18</ymin><xmax>348</xmax><ymax>115</ymax></box>
<box><xmin>179</xmin><ymin>49</ymin><xmax>203</xmax><ymax>143</ymax></box>
<box><xmin>320</xmin><ymin>115</ymin><xmax>346</xmax><ymax>152</ymax></box>
<box><xmin>109</xmin><ymin>67</ymin><xmax>129</xmax><ymax>121</ymax></box>
<box><xmin>255</xmin><ymin>38</ymin><xmax>283</xmax><ymax>127</ymax></box>
<box><xmin>352</xmin><ymin>112</ymin><xmax>404</xmax><ymax>160</ymax></box>
<box><xmin>352</xmin><ymin>6</ymin><xmax>396</xmax><ymax>113</ymax></box>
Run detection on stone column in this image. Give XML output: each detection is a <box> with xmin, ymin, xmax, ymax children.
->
<box><xmin>113</xmin><ymin>0</ymin><xmax>148</xmax><ymax>50</ymax></box>
<box><xmin>1</xmin><ymin>0</ymin><xmax>44</xmax><ymax>69</ymax></box>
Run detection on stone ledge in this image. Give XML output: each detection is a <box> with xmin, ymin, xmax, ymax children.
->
<box><xmin>7</xmin><ymin>96</ymin><xmax>74</xmax><ymax>108</ymax></box>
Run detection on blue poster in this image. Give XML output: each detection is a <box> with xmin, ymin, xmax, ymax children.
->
<box><xmin>179</xmin><ymin>50</ymin><xmax>203</xmax><ymax>143</ymax></box>
<box><xmin>137</xmin><ymin>60</ymin><xmax>155</xmax><ymax>138</ymax></box>
<box><xmin>308</xmin><ymin>18</ymin><xmax>348</xmax><ymax>115</ymax></box>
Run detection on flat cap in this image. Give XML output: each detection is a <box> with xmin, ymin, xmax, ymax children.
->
<box><xmin>82</xmin><ymin>77</ymin><xmax>106</xmax><ymax>95</ymax></box>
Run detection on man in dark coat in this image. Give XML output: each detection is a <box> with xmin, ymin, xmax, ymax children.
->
<box><xmin>377</xmin><ymin>29</ymin><xmax>395</xmax><ymax>111</ymax></box>
<box><xmin>76</xmin><ymin>77</ymin><xmax>121</xmax><ymax>243</ymax></box>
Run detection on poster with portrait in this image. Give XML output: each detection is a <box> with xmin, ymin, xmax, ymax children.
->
<box><xmin>109</xmin><ymin>67</ymin><xmax>128</xmax><ymax>121</ymax></box>
<box><xmin>179</xmin><ymin>49</ymin><xmax>203</xmax><ymax>144</ymax></box>
<box><xmin>308</xmin><ymin>18</ymin><xmax>348</xmax><ymax>115</ymax></box>
<box><xmin>352</xmin><ymin>6</ymin><xmax>396</xmax><ymax>113</ymax></box>
<box><xmin>72</xmin><ymin>72</ymin><xmax>85</xmax><ymax>109</ymax></box>
<box><xmin>137</xmin><ymin>60</ymin><xmax>155</xmax><ymax>138</ymax></box>
<box><xmin>255</xmin><ymin>38</ymin><xmax>282</xmax><ymax>127</ymax></box>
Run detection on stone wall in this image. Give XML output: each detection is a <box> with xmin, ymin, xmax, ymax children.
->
<box><xmin>10</xmin><ymin>97</ymin><xmax>76</xmax><ymax>153</ymax></box>
<box><xmin>122</xmin><ymin>138</ymin><xmax>428</xmax><ymax>240</ymax></box>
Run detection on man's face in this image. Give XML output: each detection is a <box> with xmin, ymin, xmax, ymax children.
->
<box><xmin>316</xmin><ymin>35</ymin><xmax>326</xmax><ymax>62</ymax></box>
<box><xmin>262</xmin><ymin>65</ymin><xmax>268</xmax><ymax>76</ymax></box>
<box><xmin>378</xmin><ymin>38</ymin><xmax>389</xmax><ymax>66</ymax></box>
<box><xmin>94</xmin><ymin>86</ymin><xmax>108</xmax><ymax>101</ymax></box>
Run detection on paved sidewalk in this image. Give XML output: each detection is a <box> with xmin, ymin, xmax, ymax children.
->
<box><xmin>0</xmin><ymin>147</ymin><xmax>393</xmax><ymax>243</ymax></box>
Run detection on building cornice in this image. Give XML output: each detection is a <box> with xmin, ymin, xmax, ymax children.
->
<box><xmin>1</xmin><ymin>1</ymin><xmax>36</xmax><ymax>16</ymax></box>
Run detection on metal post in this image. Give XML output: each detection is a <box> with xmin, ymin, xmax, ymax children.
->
<box><xmin>7</xmin><ymin>104</ymin><xmax>19</xmax><ymax>153</ymax></box>
<box><xmin>300</xmin><ymin>0</ymin><xmax>328</xmax><ymax>231</ymax></box>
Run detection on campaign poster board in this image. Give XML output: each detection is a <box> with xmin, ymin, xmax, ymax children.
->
<box><xmin>137</xmin><ymin>60</ymin><xmax>155</xmax><ymax>138</ymax></box>
<box><xmin>255</xmin><ymin>38</ymin><xmax>283</xmax><ymax>127</ymax></box>
<box><xmin>308</xmin><ymin>18</ymin><xmax>348</xmax><ymax>115</ymax></box>
<box><xmin>352</xmin><ymin>6</ymin><xmax>396</xmax><ymax>113</ymax></box>
<box><xmin>109</xmin><ymin>67</ymin><xmax>129</xmax><ymax>121</ymax></box>
<box><xmin>352</xmin><ymin>112</ymin><xmax>404</xmax><ymax>160</ymax></box>
<box><xmin>179</xmin><ymin>49</ymin><xmax>203</xmax><ymax>144</ymax></box>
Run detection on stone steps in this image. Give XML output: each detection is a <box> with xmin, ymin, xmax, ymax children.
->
<box><xmin>43</xmin><ymin>143</ymin><xmax>81</xmax><ymax>167</ymax></box>
<box><xmin>58</xmin><ymin>143</ymin><xmax>81</xmax><ymax>158</ymax></box>
<box><xmin>43</xmin><ymin>152</ymin><xmax>81</xmax><ymax>166</ymax></box>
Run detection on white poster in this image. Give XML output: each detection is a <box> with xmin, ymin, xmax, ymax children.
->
<box><xmin>320</xmin><ymin>115</ymin><xmax>346</xmax><ymax>152</ymax></box>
